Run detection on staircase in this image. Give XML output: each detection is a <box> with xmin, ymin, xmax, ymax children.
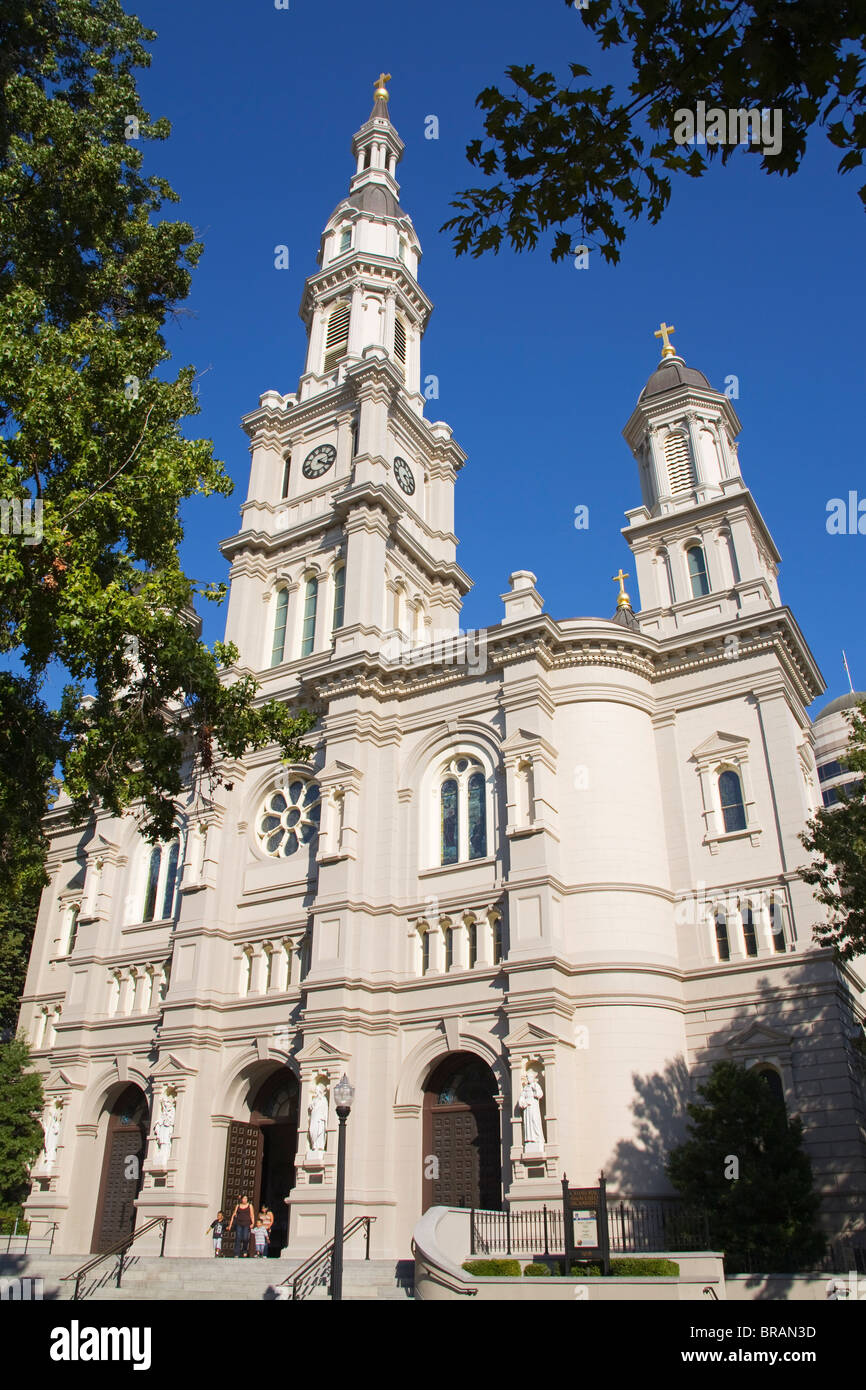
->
<box><xmin>0</xmin><ymin>1254</ymin><xmax>414</xmax><ymax>1302</ymax></box>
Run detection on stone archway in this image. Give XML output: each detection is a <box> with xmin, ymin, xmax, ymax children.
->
<box><xmin>219</xmin><ymin>1066</ymin><xmax>299</xmax><ymax>1255</ymax></box>
<box><xmin>422</xmin><ymin>1052</ymin><xmax>502</xmax><ymax>1213</ymax></box>
<box><xmin>91</xmin><ymin>1082</ymin><xmax>148</xmax><ymax>1253</ymax></box>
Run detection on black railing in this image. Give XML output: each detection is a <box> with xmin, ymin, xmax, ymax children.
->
<box><xmin>471</xmin><ymin>1199</ymin><xmax>709</xmax><ymax>1259</ymax></box>
<box><xmin>277</xmin><ymin>1216</ymin><xmax>374</xmax><ymax>1302</ymax></box>
<box><xmin>60</xmin><ymin>1216</ymin><xmax>170</xmax><ymax>1301</ymax></box>
<box><xmin>1</xmin><ymin>1221</ymin><xmax>58</xmax><ymax>1255</ymax></box>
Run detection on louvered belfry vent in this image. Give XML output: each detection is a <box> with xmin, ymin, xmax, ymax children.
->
<box><xmin>323</xmin><ymin>301</ymin><xmax>351</xmax><ymax>372</ymax></box>
<box><xmin>394</xmin><ymin>315</ymin><xmax>407</xmax><ymax>370</ymax></box>
<box><xmin>664</xmin><ymin>432</ymin><xmax>695</xmax><ymax>496</ymax></box>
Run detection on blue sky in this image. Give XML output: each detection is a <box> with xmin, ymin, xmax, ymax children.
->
<box><xmin>134</xmin><ymin>0</ymin><xmax>865</xmax><ymax>713</ymax></box>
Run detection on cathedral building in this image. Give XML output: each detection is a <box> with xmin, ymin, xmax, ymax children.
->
<box><xmin>20</xmin><ymin>79</ymin><xmax>866</xmax><ymax>1262</ymax></box>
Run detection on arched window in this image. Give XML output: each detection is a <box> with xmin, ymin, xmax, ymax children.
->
<box><xmin>770</xmin><ymin>898</ymin><xmax>787</xmax><ymax>953</ymax></box>
<box><xmin>143</xmin><ymin>846</ymin><xmax>161</xmax><ymax>923</ymax></box>
<box><xmin>443</xmin><ymin>926</ymin><xmax>453</xmax><ymax>972</ymax></box>
<box><xmin>332</xmin><ymin>565</ymin><xmax>346</xmax><ymax>633</ymax></box>
<box><xmin>718</xmin><ymin>768</ymin><xmax>747</xmax><ymax>833</ymax></box>
<box><xmin>281</xmin><ymin>456</ymin><xmax>291</xmax><ymax>500</ymax></box>
<box><xmin>339</xmin><ymin>226</ymin><xmax>352</xmax><ymax>253</ymax></box>
<box><xmin>741</xmin><ymin>906</ymin><xmax>758</xmax><ymax>957</ymax></box>
<box><xmin>300</xmin><ymin>576</ymin><xmax>318</xmax><ymax>657</ymax></box>
<box><xmin>142</xmin><ymin>839</ymin><xmax>183</xmax><ymax>923</ymax></box>
<box><xmin>438</xmin><ymin>756</ymin><xmax>489</xmax><ymax>866</ymax></box>
<box><xmin>65</xmin><ymin>904</ymin><xmax>80</xmax><ymax>956</ymax></box>
<box><xmin>754</xmin><ymin>1066</ymin><xmax>785</xmax><ymax>1108</ymax></box>
<box><xmin>420</xmin><ymin>930</ymin><xmax>430</xmax><ymax>976</ymax></box>
<box><xmin>687</xmin><ymin>545</ymin><xmax>710</xmax><ymax>598</ymax></box>
<box><xmin>714</xmin><ymin>909</ymin><xmax>730</xmax><ymax>961</ymax></box>
<box><xmin>664</xmin><ymin>432</ymin><xmax>695</xmax><ymax>495</ymax></box>
<box><xmin>323</xmin><ymin>301</ymin><xmax>350</xmax><ymax>373</ymax></box>
<box><xmin>271</xmin><ymin>587</ymin><xmax>289</xmax><ymax>666</ymax></box>
<box><xmin>468</xmin><ymin>921</ymin><xmax>478</xmax><ymax>968</ymax></box>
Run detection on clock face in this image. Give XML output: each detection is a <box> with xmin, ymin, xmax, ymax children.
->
<box><xmin>393</xmin><ymin>456</ymin><xmax>415</xmax><ymax>495</ymax></box>
<box><xmin>302</xmin><ymin>443</ymin><xmax>336</xmax><ymax>479</ymax></box>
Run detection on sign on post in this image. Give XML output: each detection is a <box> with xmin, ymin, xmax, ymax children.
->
<box><xmin>561</xmin><ymin>1173</ymin><xmax>611</xmax><ymax>1276</ymax></box>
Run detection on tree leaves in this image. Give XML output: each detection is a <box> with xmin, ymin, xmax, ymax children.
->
<box><xmin>446</xmin><ymin>1</ymin><xmax>866</xmax><ymax>263</ymax></box>
<box><xmin>800</xmin><ymin>701</ymin><xmax>866</xmax><ymax>961</ymax></box>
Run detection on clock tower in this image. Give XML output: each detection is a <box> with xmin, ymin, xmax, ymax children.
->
<box><xmin>221</xmin><ymin>76</ymin><xmax>471</xmax><ymax>677</ymax></box>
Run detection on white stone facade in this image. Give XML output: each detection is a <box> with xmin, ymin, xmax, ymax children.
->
<box><xmin>19</xmin><ymin>87</ymin><xmax>866</xmax><ymax>1260</ymax></box>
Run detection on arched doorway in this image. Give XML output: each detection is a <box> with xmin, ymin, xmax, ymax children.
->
<box><xmin>91</xmin><ymin>1083</ymin><xmax>148</xmax><ymax>1253</ymax></box>
<box><xmin>220</xmin><ymin>1067</ymin><xmax>299</xmax><ymax>1255</ymax></box>
<box><xmin>422</xmin><ymin>1053</ymin><xmax>502</xmax><ymax>1212</ymax></box>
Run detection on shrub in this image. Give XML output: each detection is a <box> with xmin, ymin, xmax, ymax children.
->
<box><xmin>610</xmin><ymin>1258</ymin><xmax>679</xmax><ymax>1277</ymax></box>
<box><xmin>524</xmin><ymin>1262</ymin><xmax>558</xmax><ymax>1276</ymax></box>
<box><xmin>461</xmin><ymin>1259</ymin><xmax>521</xmax><ymax>1277</ymax></box>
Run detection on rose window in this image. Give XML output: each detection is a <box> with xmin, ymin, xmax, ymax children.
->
<box><xmin>258</xmin><ymin>780</ymin><xmax>321</xmax><ymax>857</ymax></box>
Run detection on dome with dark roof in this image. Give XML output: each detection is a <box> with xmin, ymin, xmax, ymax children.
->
<box><xmin>640</xmin><ymin>355</ymin><xmax>713</xmax><ymax>401</ymax></box>
<box><xmin>331</xmin><ymin>184</ymin><xmax>405</xmax><ymax>221</ymax></box>
<box><xmin>813</xmin><ymin>692</ymin><xmax>866</xmax><ymax>722</ymax></box>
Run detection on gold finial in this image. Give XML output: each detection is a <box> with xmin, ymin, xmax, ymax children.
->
<box><xmin>374</xmin><ymin>71</ymin><xmax>392</xmax><ymax>101</ymax></box>
<box><xmin>653</xmin><ymin>321</ymin><xmax>677</xmax><ymax>359</ymax></box>
<box><xmin>612</xmin><ymin>568</ymin><xmax>632</xmax><ymax>607</ymax></box>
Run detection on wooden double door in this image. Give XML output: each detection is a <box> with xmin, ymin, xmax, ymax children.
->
<box><xmin>423</xmin><ymin>1053</ymin><xmax>502</xmax><ymax>1212</ymax></box>
<box><xmin>91</xmin><ymin>1084</ymin><xmax>148</xmax><ymax>1253</ymax></box>
<box><xmin>220</xmin><ymin>1070</ymin><xmax>299</xmax><ymax>1254</ymax></box>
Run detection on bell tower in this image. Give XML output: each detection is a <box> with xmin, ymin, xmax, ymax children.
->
<box><xmin>220</xmin><ymin>76</ymin><xmax>471</xmax><ymax>674</ymax></box>
<box><xmin>621</xmin><ymin>324</ymin><xmax>782</xmax><ymax>639</ymax></box>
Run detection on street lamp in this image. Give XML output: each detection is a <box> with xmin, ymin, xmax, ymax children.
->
<box><xmin>330</xmin><ymin>1073</ymin><xmax>355</xmax><ymax>1301</ymax></box>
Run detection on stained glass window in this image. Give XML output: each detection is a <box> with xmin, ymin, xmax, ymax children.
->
<box><xmin>441</xmin><ymin>778</ymin><xmax>458</xmax><ymax>865</ymax></box>
<box><xmin>301</xmin><ymin>577</ymin><xmax>318</xmax><ymax>657</ymax></box>
<box><xmin>468</xmin><ymin>772</ymin><xmax>487</xmax><ymax>859</ymax></box>
<box><xmin>719</xmin><ymin>769</ymin><xmax>747</xmax><ymax>833</ymax></box>
<box><xmin>258</xmin><ymin>781</ymin><xmax>321</xmax><ymax>858</ymax></box>
<box><xmin>161</xmin><ymin>841</ymin><xmax>180</xmax><ymax>920</ymax></box>
<box><xmin>143</xmin><ymin>847</ymin><xmax>161</xmax><ymax>923</ymax></box>
<box><xmin>271</xmin><ymin>588</ymin><xmax>289</xmax><ymax>666</ymax></box>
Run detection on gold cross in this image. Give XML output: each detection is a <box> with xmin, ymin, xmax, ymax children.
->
<box><xmin>612</xmin><ymin>568</ymin><xmax>630</xmax><ymax>597</ymax></box>
<box><xmin>374</xmin><ymin>72</ymin><xmax>392</xmax><ymax>99</ymax></box>
<box><xmin>654</xmin><ymin>321</ymin><xmax>676</xmax><ymax>359</ymax></box>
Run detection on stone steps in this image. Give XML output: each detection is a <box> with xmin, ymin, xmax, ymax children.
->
<box><xmin>0</xmin><ymin>1255</ymin><xmax>414</xmax><ymax>1302</ymax></box>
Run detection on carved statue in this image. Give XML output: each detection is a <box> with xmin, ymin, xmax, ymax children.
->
<box><xmin>42</xmin><ymin>1102</ymin><xmax>63</xmax><ymax>1167</ymax></box>
<box><xmin>518</xmin><ymin>1069</ymin><xmax>545</xmax><ymax>1147</ymax></box>
<box><xmin>307</xmin><ymin>1082</ymin><xmax>328</xmax><ymax>1152</ymax></box>
<box><xmin>152</xmin><ymin>1090</ymin><xmax>176</xmax><ymax>1167</ymax></box>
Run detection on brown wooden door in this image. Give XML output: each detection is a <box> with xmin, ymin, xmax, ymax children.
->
<box><xmin>221</xmin><ymin>1121</ymin><xmax>263</xmax><ymax>1253</ymax></box>
<box><xmin>92</xmin><ymin>1086</ymin><xmax>147</xmax><ymax>1253</ymax></box>
<box><xmin>423</xmin><ymin>1054</ymin><xmax>502</xmax><ymax>1212</ymax></box>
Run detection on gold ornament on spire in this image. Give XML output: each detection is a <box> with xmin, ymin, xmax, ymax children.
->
<box><xmin>374</xmin><ymin>71</ymin><xmax>392</xmax><ymax>101</ymax></box>
<box><xmin>653</xmin><ymin>321</ymin><xmax>677</xmax><ymax>359</ymax></box>
<box><xmin>612</xmin><ymin>568</ymin><xmax>632</xmax><ymax>608</ymax></box>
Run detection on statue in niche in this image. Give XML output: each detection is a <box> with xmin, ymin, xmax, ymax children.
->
<box><xmin>307</xmin><ymin>1082</ymin><xmax>328</xmax><ymax>1153</ymax></box>
<box><xmin>42</xmin><ymin>1101</ymin><xmax>63</xmax><ymax>1168</ymax></box>
<box><xmin>152</xmin><ymin>1089</ymin><xmax>176</xmax><ymax>1168</ymax></box>
<box><xmin>518</xmin><ymin>1068</ymin><xmax>545</xmax><ymax>1148</ymax></box>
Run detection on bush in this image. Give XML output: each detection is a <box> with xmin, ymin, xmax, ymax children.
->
<box><xmin>524</xmin><ymin>1262</ymin><xmax>558</xmax><ymax>1276</ymax></box>
<box><xmin>610</xmin><ymin>1258</ymin><xmax>679</xmax><ymax>1277</ymax></box>
<box><xmin>461</xmin><ymin>1259</ymin><xmax>521</xmax><ymax>1277</ymax></box>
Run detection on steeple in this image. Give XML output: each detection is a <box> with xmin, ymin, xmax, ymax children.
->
<box><xmin>620</xmin><ymin>325</ymin><xmax>781</xmax><ymax>638</ymax></box>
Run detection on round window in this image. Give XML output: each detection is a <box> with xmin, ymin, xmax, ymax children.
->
<box><xmin>258</xmin><ymin>781</ymin><xmax>321</xmax><ymax>857</ymax></box>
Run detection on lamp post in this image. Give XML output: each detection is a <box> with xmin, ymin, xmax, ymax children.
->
<box><xmin>330</xmin><ymin>1073</ymin><xmax>354</xmax><ymax>1301</ymax></box>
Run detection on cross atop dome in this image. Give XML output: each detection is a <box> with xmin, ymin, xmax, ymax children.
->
<box><xmin>653</xmin><ymin>321</ymin><xmax>677</xmax><ymax>359</ymax></box>
<box><xmin>370</xmin><ymin>70</ymin><xmax>392</xmax><ymax>119</ymax></box>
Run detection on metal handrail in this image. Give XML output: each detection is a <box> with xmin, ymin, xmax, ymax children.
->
<box><xmin>60</xmin><ymin>1216</ymin><xmax>170</xmax><ymax>1301</ymax></box>
<box><xmin>2</xmin><ymin>1221</ymin><xmax>58</xmax><ymax>1256</ymax></box>
<box><xmin>278</xmin><ymin>1216</ymin><xmax>375</xmax><ymax>1302</ymax></box>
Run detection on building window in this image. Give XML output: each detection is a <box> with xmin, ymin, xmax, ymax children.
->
<box><xmin>142</xmin><ymin>839</ymin><xmax>182</xmax><ymax>923</ymax></box>
<box><xmin>351</xmin><ymin>416</ymin><xmax>360</xmax><ymax>457</ymax></box>
<box><xmin>438</xmin><ymin>756</ymin><xmax>489</xmax><ymax>866</ymax></box>
<box><xmin>332</xmin><ymin>565</ymin><xmax>346</xmax><ymax>633</ymax></box>
<box><xmin>492</xmin><ymin>915</ymin><xmax>503</xmax><ymax>965</ymax></box>
<box><xmin>257</xmin><ymin>779</ymin><xmax>321</xmax><ymax>858</ymax></box>
<box><xmin>394</xmin><ymin>315</ymin><xmax>407</xmax><ymax>372</ymax></box>
<box><xmin>398</xmin><ymin>237</ymin><xmax>407</xmax><ymax>263</ymax></box>
<box><xmin>770</xmin><ymin>899</ymin><xmax>787</xmax><ymax>953</ymax></box>
<box><xmin>741</xmin><ymin>907</ymin><xmax>758</xmax><ymax>957</ymax></box>
<box><xmin>420</xmin><ymin>930</ymin><xmax>430</xmax><ymax>975</ymax></box>
<box><xmin>339</xmin><ymin>227</ymin><xmax>352</xmax><ymax>253</ymax></box>
<box><xmin>715</xmin><ymin>909</ymin><xmax>730</xmax><ymax>961</ymax></box>
<box><xmin>443</xmin><ymin>926</ymin><xmax>453</xmax><ymax>972</ymax></box>
<box><xmin>664</xmin><ymin>432</ymin><xmax>695</xmax><ymax>495</ymax></box>
<box><xmin>687</xmin><ymin>545</ymin><xmax>710</xmax><ymax>598</ymax></box>
<box><xmin>323</xmin><ymin>301</ymin><xmax>351</xmax><ymax>372</ymax></box>
<box><xmin>281</xmin><ymin>456</ymin><xmax>291</xmax><ymax>499</ymax></box>
<box><xmin>718</xmin><ymin>769</ymin><xmax>747</xmax><ymax>833</ymax></box>
<box><xmin>754</xmin><ymin>1066</ymin><xmax>785</xmax><ymax>1108</ymax></box>
<box><xmin>300</xmin><ymin>576</ymin><xmax>318</xmax><ymax>657</ymax></box>
<box><xmin>468</xmin><ymin>921</ymin><xmax>477</xmax><ymax>967</ymax></box>
<box><xmin>271</xmin><ymin>587</ymin><xmax>289</xmax><ymax>666</ymax></box>
<box><xmin>65</xmin><ymin>905</ymin><xmax>80</xmax><ymax>956</ymax></box>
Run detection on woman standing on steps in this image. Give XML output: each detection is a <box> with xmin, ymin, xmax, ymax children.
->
<box><xmin>227</xmin><ymin>1194</ymin><xmax>255</xmax><ymax>1257</ymax></box>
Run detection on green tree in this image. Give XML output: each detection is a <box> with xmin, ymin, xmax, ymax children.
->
<box><xmin>445</xmin><ymin>1</ymin><xmax>866</xmax><ymax>264</ymax></box>
<box><xmin>0</xmin><ymin>0</ymin><xmax>314</xmax><ymax>903</ymax></box>
<box><xmin>800</xmin><ymin>700</ymin><xmax>866</xmax><ymax>961</ymax></box>
<box><xmin>0</xmin><ymin>1036</ymin><xmax>44</xmax><ymax>1225</ymax></box>
<box><xmin>666</xmin><ymin>1061</ymin><xmax>825</xmax><ymax>1274</ymax></box>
